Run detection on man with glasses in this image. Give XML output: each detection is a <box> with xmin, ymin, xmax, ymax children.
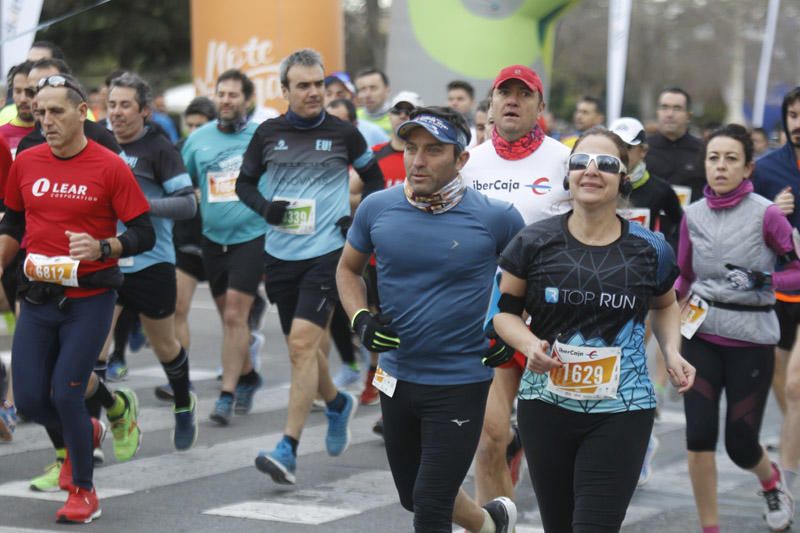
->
<box><xmin>0</xmin><ymin>73</ymin><xmax>154</xmax><ymax>523</ymax></box>
<box><xmin>645</xmin><ymin>87</ymin><xmax>704</xmax><ymax>203</ymax></box>
<box><xmin>460</xmin><ymin>64</ymin><xmax>570</xmax><ymax>508</ymax></box>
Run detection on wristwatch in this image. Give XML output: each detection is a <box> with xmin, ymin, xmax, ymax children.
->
<box><xmin>98</xmin><ymin>239</ymin><xmax>112</xmax><ymax>261</ymax></box>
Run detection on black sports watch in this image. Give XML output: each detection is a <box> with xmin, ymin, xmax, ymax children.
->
<box><xmin>98</xmin><ymin>239</ymin><xmax>112</xmax><ymax>261</ymax></box>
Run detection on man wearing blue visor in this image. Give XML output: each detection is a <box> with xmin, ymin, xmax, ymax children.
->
<box><xmin>337</xmin><ymin>106</ymin><xmax>524</xmax><ymax>533</ymax></box>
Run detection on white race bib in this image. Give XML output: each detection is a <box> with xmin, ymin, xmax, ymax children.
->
<box><xmin>680</xmin><ymin>293</ymin><xmax>708</xmax><ymax>339</ymax></box>
<box><xmin>207</xmin><ymin>170</ymin><xmax>239</xmax><ymax>203</ymax></box>
<box><xmin>273</xmin><ymin>198</ymin><xmax>316</xmax><ymax>235</ymax></box>
<box><xmin>545</xmin><ymin>341</ymin><xmax>621</xmax><ymax>400</ymax></box>
<box><xmin>371</xmin><ymin>366</ymin><xmax>397</xmax><ymax>398</ymax></box>
<box><xmin>23</xmin><ymin>254</ymin><xmax>79</xmax><ymax>287</ymax></box>
<box><xmin>117</xmin><ymin>257</ymin><xmax>134</xmax><ymax>267</ymax></box>
<box><xmin>617</xmin><ymin>207</ymin><xmax>651</xmax><ymax>228</ymax></box>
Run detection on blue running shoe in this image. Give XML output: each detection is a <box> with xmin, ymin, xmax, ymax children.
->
<box><xmin>325</xmin><ymin>392</ymin><xmax>357</xmax><ymax>456</ymax></box>
<box><xmin>255</xmin><ymin>439</ymin><xmax>297</xmax><ymax>485</ymax></box>
<box><xmin>234</xmin><ymin>373</ymin><xmax>263</xmax><ymax>415</ymax></box>
<box><xmin>173</xmin><ymin>392</ymin><xmax>198</xmax><ymax>451</ymax></box>
<box><xmin>638</xmin><ymin>434</ymin><xmax>659</xmax><ymax>487</ymax></box>
<box><xmin>128</xmin><ymin>318</ymin><xmax>146</xmax><ymax>352</ymax></box>
<box><xmin>107</xmin><ymin>360</ymin><xmax>128</xmax><ymax>382</ymax></box>
<box><xmin>0</xmin><ymin>401</ymin><xmax>18</xmax><ymax>442</ymax></box>
<box><xmin>333</xmin><ymin>364</ymin><xmax>360</xmax><ymax>389</ymax></box>
<box><xmin>210</xmin><ymin>395</ymin><xmax>233</xmax><ymax>426</ymax></box>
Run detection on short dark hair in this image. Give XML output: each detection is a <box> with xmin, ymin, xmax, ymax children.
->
<box><xmin>571</xmin><ymin>127</ymin><xmax>630</xmax><ymax>169</ymax></box>
<box><xmin>706</xmin><ymin>123</ymin><xmax>754</xmax><ymax>165</ymax></box>
<box><xmin>476</xmin><ymin>98</ymin><xmax>491</xmax><ymax>114</ymax></box>
<box><xmin>105</xmin><ymin>69</ymin><xmax>128</xmax><ymax>88</ymax></box>
<box><xmin>8</xmin><ymin>60</ymin><xmax>34</xmax><ymax>85</ymax></box>
<box><xmin>216</xmin><ymin>69</ymin><xmax>254</xmax><ymax>100</ymax></box>
<box><xmin>109</xmin><ymin>72</ymin><xmax>152</xmax><ymax>111</ymax></box>
<box><xmin>30</xmin><ymin>41</ymin><xmax>65</xmax><ymax>60</ymax></box>
<box><xmin>578</xmin><ymin>96</ymin><xmax>604</xmax><ymax>114</ymax></box>
<box><xmin>781</xmin><ymin>87</ymin><xmax>800</xmax><ymax>131</ymax></box>
<box><xmin>751</xmin><ymin>127</ymin><xmax>768</xmax><ymax>138</ymax></box>
<box><xmin>659</xmin><ymin>87</ymin><xmax>692</xmax><ymax>112</ymax></box>
<box><xmin>30</xmin><ymin>58</ymin><xmax>71</xmax><ymax>76</ymax></box>
<box><xmin>447</xmin><ymin>80</ymin><xmax>475</xmax><ymax>100</ymax></box>
<box><xmin>327</xmin><ymin>98</ymin><xmax>356</xmax><ymax>123</ymax></box>
<box><xmin>354</xmin><ymin>67</ymin><xmax>389</xmax><ymax>87</ymax></box>
<box><xmin>408</xmin><ymin>105</ymin><xmax>471</xmax><ymax>157</ymax></box>
<box><xmin>185</xmin><ymin>96</ymin><xmax>217</xmax><ymax>120</ymax></box>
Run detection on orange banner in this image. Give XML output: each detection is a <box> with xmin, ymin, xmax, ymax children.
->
<box><xmin>190</xmin><ymin>0</ymin><xmax>344</xmax><ymax>115</ymax></box>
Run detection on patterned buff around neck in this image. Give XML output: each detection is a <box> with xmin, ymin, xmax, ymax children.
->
<box><xmin>492</xmin><ymin>124</ymin><xmax>545</xmax><ymax>160</ymax></box>
<box><xmin>403</xmin><ymin>174</ymin><xmax>466</xmax><ymax>214</ymax></box>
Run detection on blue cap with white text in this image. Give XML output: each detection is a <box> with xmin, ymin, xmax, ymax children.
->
<box><xmin>397</xmin><ymin>114</ymin><xmax>469</xmax><ymax>151</ymax></box>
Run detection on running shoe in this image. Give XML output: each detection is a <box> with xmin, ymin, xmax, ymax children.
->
<box><xmin>56</xmin><ymin>485</ymin><xmax>101</xmax><ymax>524</ymax></box>
<box><xmin>0</xmin><ymin>401</ymin><xmax>18</xmax><ymax>441</ymax></box>
<box><xmin>325</xmin><ymin>392</ymin><xmax>357</xmax><ymax>456</ymax></box>
<box><xmin>483</xmin><ymin>496</ymin><xmax>517</xmax><ymax>533</ymax></box>
<box><xmin>360</xmin><ymin>368</ymin><xmax>380</xmax><ymax>405</ymax></box>
<box><xmin>255</xmin><ymin>439</ymin><xmax>297</xmax><ymax>485</ymax></box>
<box><xmin>173</xmin><ymin>391</ymin><xmax>198</xmax><ymax>451</ymax></box>
<box><xmin>506</xmin><ymin>424</ymin><xmax>525</xmax><ymax>488</ymax></box>
<box><xmin>249</xmin><ymin>332</ymin><xmax>264</xmax><ymax>373</ymax></box>
<box><xmin>128</xmin><ymin>317</ymin><xmax>146</xmax><ymax>352</ymax></box>
<box><xmin>108</xmin><ymin>389</ymin><xmax>141</xmax><ymax>462</ymax></box>
<box><xmin>638</xmin><ymin>434</ymin><xmax>659</xmax><ymax>487</ymax></box>
<box><xmin>210</xmin><ymin>395</ymin><xmax>234</xmax><ymax>425</ymax></box>
<box><xmin>762</xmin><ymin>463</ymin><xmax>794</xmax><ymax>532</ymax></box>
<box><xmin>29</xmin><ymin>461</ymin><xmax>63</xmax><ymax>492</ymax></box>
<box><xmin>333</xmin><ymin>364</ymin><xmax>360</xmax><ymax>389</ymax></box>
<box><xmin>234</xmin><ymin>373</ymin><xmax>263</xmax><ymax>415</ymax></box>
<box><xmin>372</xmin><ymin>416</ymin><xmax>383</xmax><ymax>437</ymax></box>
<box><xmin>107</xmin><ymin>360</ymin><xmax>128</xmax><ymax>382</ymax></box>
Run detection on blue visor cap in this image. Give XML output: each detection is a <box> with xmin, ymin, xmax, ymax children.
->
<box><xmin>397</xmin><ymin>114</ymin><xmax>469</xmax><ymax>151</ymax></box>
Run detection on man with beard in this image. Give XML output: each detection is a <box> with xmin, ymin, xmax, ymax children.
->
<box><xmin>0</xmin><ymin>61</ymin><xmax>36</xmax><ymax>154</ymax></box>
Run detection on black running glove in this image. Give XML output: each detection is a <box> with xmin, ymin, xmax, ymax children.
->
<box><xmin>261</xmin><ymin>200</ymin><xmax>290</xmax><ymax>226</ymax></box>
<box><xmin>724</xmin><ymin>263</ymin><xmax>771</xmax><ymax>291</ymax></box>
<box><xmin>335</xmin><ymin>215</ymin><xmax>352</xmax><ymax>239</ymax></box>
<box><xmin>481</xmin><ymin>332</ymin><xmax>516</xmax><ymax>368</ymax></box>
<box><xmin>352</xmin><ymin>309</ymin><xmax>400</xmax><ymax>352</ymax></box>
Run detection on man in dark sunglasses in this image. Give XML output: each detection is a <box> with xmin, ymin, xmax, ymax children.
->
<box><xmin>0</xmin><ymin>60</ymin><xmax>36</xmax><ymax>154</ymax></box>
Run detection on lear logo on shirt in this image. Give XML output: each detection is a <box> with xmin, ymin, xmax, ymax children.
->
<box><xmin>32</xmin><ymin>177</ymin><xmax>97</xmax><ymax>202</ymax></box>
<box><xmin>472</xmin><ymin>179</ymin><xmax>520</xmax><ymax>192</ymax></box>
<box><xmin>548</xmin><ymin>288</ymin><xmax>637</xmax><ymax>310</ymax></box>
<box><xmin>275</xmin><ymin>139</ymin><xmax>288</xmax><ymax>151</ymax></box>
<box><xmin>315</xmin><ymin>139</ymin><xmax>333</xmax><ymax>151</ymax></box>
<box><xmin>525</xmin><ymin>177</ymin><xmax>552</xmax><ymax>195</ymax></box>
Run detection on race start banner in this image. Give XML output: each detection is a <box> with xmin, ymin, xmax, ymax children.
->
<box><xmin>190</xmin><ymin>0</ymin><xmax>343</xmax><ymax>115</ymax></box>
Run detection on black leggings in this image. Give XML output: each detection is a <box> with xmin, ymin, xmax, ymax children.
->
<box><xmin>518</xmin><ymin>399</ymin><xmax>654</xmax><ymax>533</ymax></box>
<box><xmin>380</xmin><ymin>379</ymin><xmax>491</xmax><ymax>533</ymax></box>
<box><xmin>682</xmin><ymin>336</ymin><xmax>773</xmax><ymax>469</ymax></box>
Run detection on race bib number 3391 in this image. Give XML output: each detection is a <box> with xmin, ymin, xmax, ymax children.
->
<box><xmin>545</xmin><ymin>341</ymin><xmax>621</xmax><ymax>400</ymax></box>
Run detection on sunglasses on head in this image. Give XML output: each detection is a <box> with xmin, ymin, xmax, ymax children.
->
<box><xmin>568</xmin><ymin>153</ymin><xmax>627</xmax><ymax>175</ymax></box>
<box><xmin>36</xmin><ymin>75</ymin><xmax>86</xmax><ymax>102</ymax></box>
<box><xmin>390</xmin><ymin>105</ymin><xmax>414</xmax><ymax>116</ymax></box>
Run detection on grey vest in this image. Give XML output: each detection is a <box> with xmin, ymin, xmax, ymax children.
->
<box><xmin>685</xmin><ymin>192</ymin><xmax>779</xmax><ymax>344</ymax></box>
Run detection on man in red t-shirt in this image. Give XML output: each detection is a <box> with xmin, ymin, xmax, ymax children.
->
<box><xmin>0</xmin><ymin>74</ymin><xmax>153</xmax><ymax>524</ymax></box>
<box><xmin>0</xmin><ymin>61</ymin><xmax>36</xmax><ymax>154</ymax></box>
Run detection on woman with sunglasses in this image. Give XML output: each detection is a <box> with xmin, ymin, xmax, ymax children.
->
<box><xmin>493</xmin><ymin>128</ymin><xmax>695</xmax><ymax>532</ymax></box>
<box><xmin>676</xmin><ymin>124</ymin><xmax>798</xmax><ymax>532</ymax></box>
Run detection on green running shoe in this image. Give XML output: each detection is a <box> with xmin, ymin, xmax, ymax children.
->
<box><xmin>108</xmin><ymin>388</ymin><xmax>142</xmax><ymax>462</ymax></box>
<box><xmin>29</xmin><ymin>460</ymin><xmax>63</xmax><ymax>492</ymax></box>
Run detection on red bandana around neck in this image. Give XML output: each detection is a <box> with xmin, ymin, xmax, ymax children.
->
<box><xmin>492</xmin><ymin>125</ymin><xmax>545</xmax><ymax>161</ymax></box>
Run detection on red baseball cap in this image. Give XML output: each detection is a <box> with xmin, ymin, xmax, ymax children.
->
<box><xmin>493</xmin><ymin>65</ymin><xmax>543</xmax><ymax>96</ymax></box>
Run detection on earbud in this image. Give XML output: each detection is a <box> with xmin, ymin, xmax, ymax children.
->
<box><xmin>619</xmin><ymin>178</ymin><xmax>632</xmax><ymax>196</ymax></box>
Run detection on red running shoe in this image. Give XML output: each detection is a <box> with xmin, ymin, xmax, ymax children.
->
<box><xmin>56</xmin><ymin>485</ymin><xmax>101</xmax><ymax>523</ymax></box>
<box><xmin>59</xmin><ymin>418</ymin><xmax>107</xmax><ymax>491</ymax></box>
<box><xmin>360</xmin><ymin>369</ymin><xmax>380</xmax><ymax>406</ymax></box>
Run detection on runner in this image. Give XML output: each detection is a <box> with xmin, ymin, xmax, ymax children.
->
<box><xmin>236</xmin><ymin>48</ymin><xmax>384</xmax><ymax>484</ymax></box>
<box><xmin>337</xmin><ymin>105</ymin><xmax>522</xmax><ymax>533</ymax></box>
<box><xmin>102</xmin><ymin>72</ymin><xmax>198</xmax><ymax>449</ymax></box>
<box><xmin>181</xmin><ymin>69</ymin><xmax>265</xmax><ymax>425</ymax></box>
<box><xmin>494</xmin><ymin>128</ymin><xmax>694</xmax><ymax>532</ymax></box>
<box><xmin>560</xmin><ymin>96</ymin><xmax>604</xmax><ymax>148</ymax></box>
<box><xmin>678</xmin><ymin>124</ymin><xmax>796</xmax><ymax>532</ymax></box>
<box><xmin>354</xmin><ymin>67</ymin><xmax>393</xmax><ymax>135</ymax></box>
<box><xmin>0</xmin><ymin>61</ymin><xmax>36</xmax><ymax>154</ymax></box>
<box><xmin>0</xmin><ymin>73</ymin><xmax>154</xmax><ymax>523</ymax></box>
<box><xmin>460</xmin><ymin>64</ymin><xmax>570</xmax><ymax>505</ymax></box>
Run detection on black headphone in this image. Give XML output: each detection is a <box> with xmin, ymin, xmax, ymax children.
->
<box><xmin>563</xmin><ymin>175</ymin><xmax>633</xmax><ymax>196</ymax></box>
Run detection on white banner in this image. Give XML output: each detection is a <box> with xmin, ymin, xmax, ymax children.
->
<box><xmin>753</xmin><ymin>0</ymin><xmax>781</xmax><ymax>128</ymax></box>
<box><xmin>1</xmin><ymin>0</ymin><xmax>44</xmax><ymax>81</ymax></box>
<box><xmin>606</xmin><ymin>0</ymin><xmax>632</xmax><ymax>125</ymax></box>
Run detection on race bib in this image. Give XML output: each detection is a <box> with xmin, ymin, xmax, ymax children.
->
<box><xmin>23</xmin><ymin>254</ymin><xmax>79</xmax><ymax>287</ymax></box>
<box><xmin>545</xmin><ymin>341</ymin><xmax>621</xmax><ymax>400</ymax></box>
<box><xmin>117</xmin><ymin>256</ymin><xmax>134</xmax><ymax>267</ymax></box>
<box><xmin>680</xmin><ymin>293</ymin><xmax>708</xmax><ymax>339</ymax></box>
<box><xmin>273</xmin><ymin>198</ymin><xmax>315</xmax><ymax>235</ymax></box>
<box><xmin>372</xmin><ymin>366</ymin><xmax>397</xmax><ymax>398</ymax></box>
<box><xmin>617</xmin><ymin>207</ymin><xmax>651</xmax><ymax>228</ymax></box>
<box><xmin>672</xmin><ymin>185</ymin><xmax>692</xmax><ymax>208</ymax></box>
<box><xmin>207</xmin><ymin>170</ymin><xmax>239</xmax><ymax>203</ymax></box>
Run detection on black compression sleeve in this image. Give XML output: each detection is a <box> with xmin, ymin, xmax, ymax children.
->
<box><xmin>235</xmin><ymin>171</ymin><xmax>269</xmax><ymax>218</ymax></box>
<box><xmin>117</xmin><ymin>212</ymin><xmax>155</xmax><ymax>257</ymax></box>
<box><xmin>0</xmin><ymin>207</ymin><xmax>24</xmax><ymax>242</ymax></box>
<box><xmin>358</xmin><ymin>160</ymin><xmax>385</xmax><ymax>198</ymax></box>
